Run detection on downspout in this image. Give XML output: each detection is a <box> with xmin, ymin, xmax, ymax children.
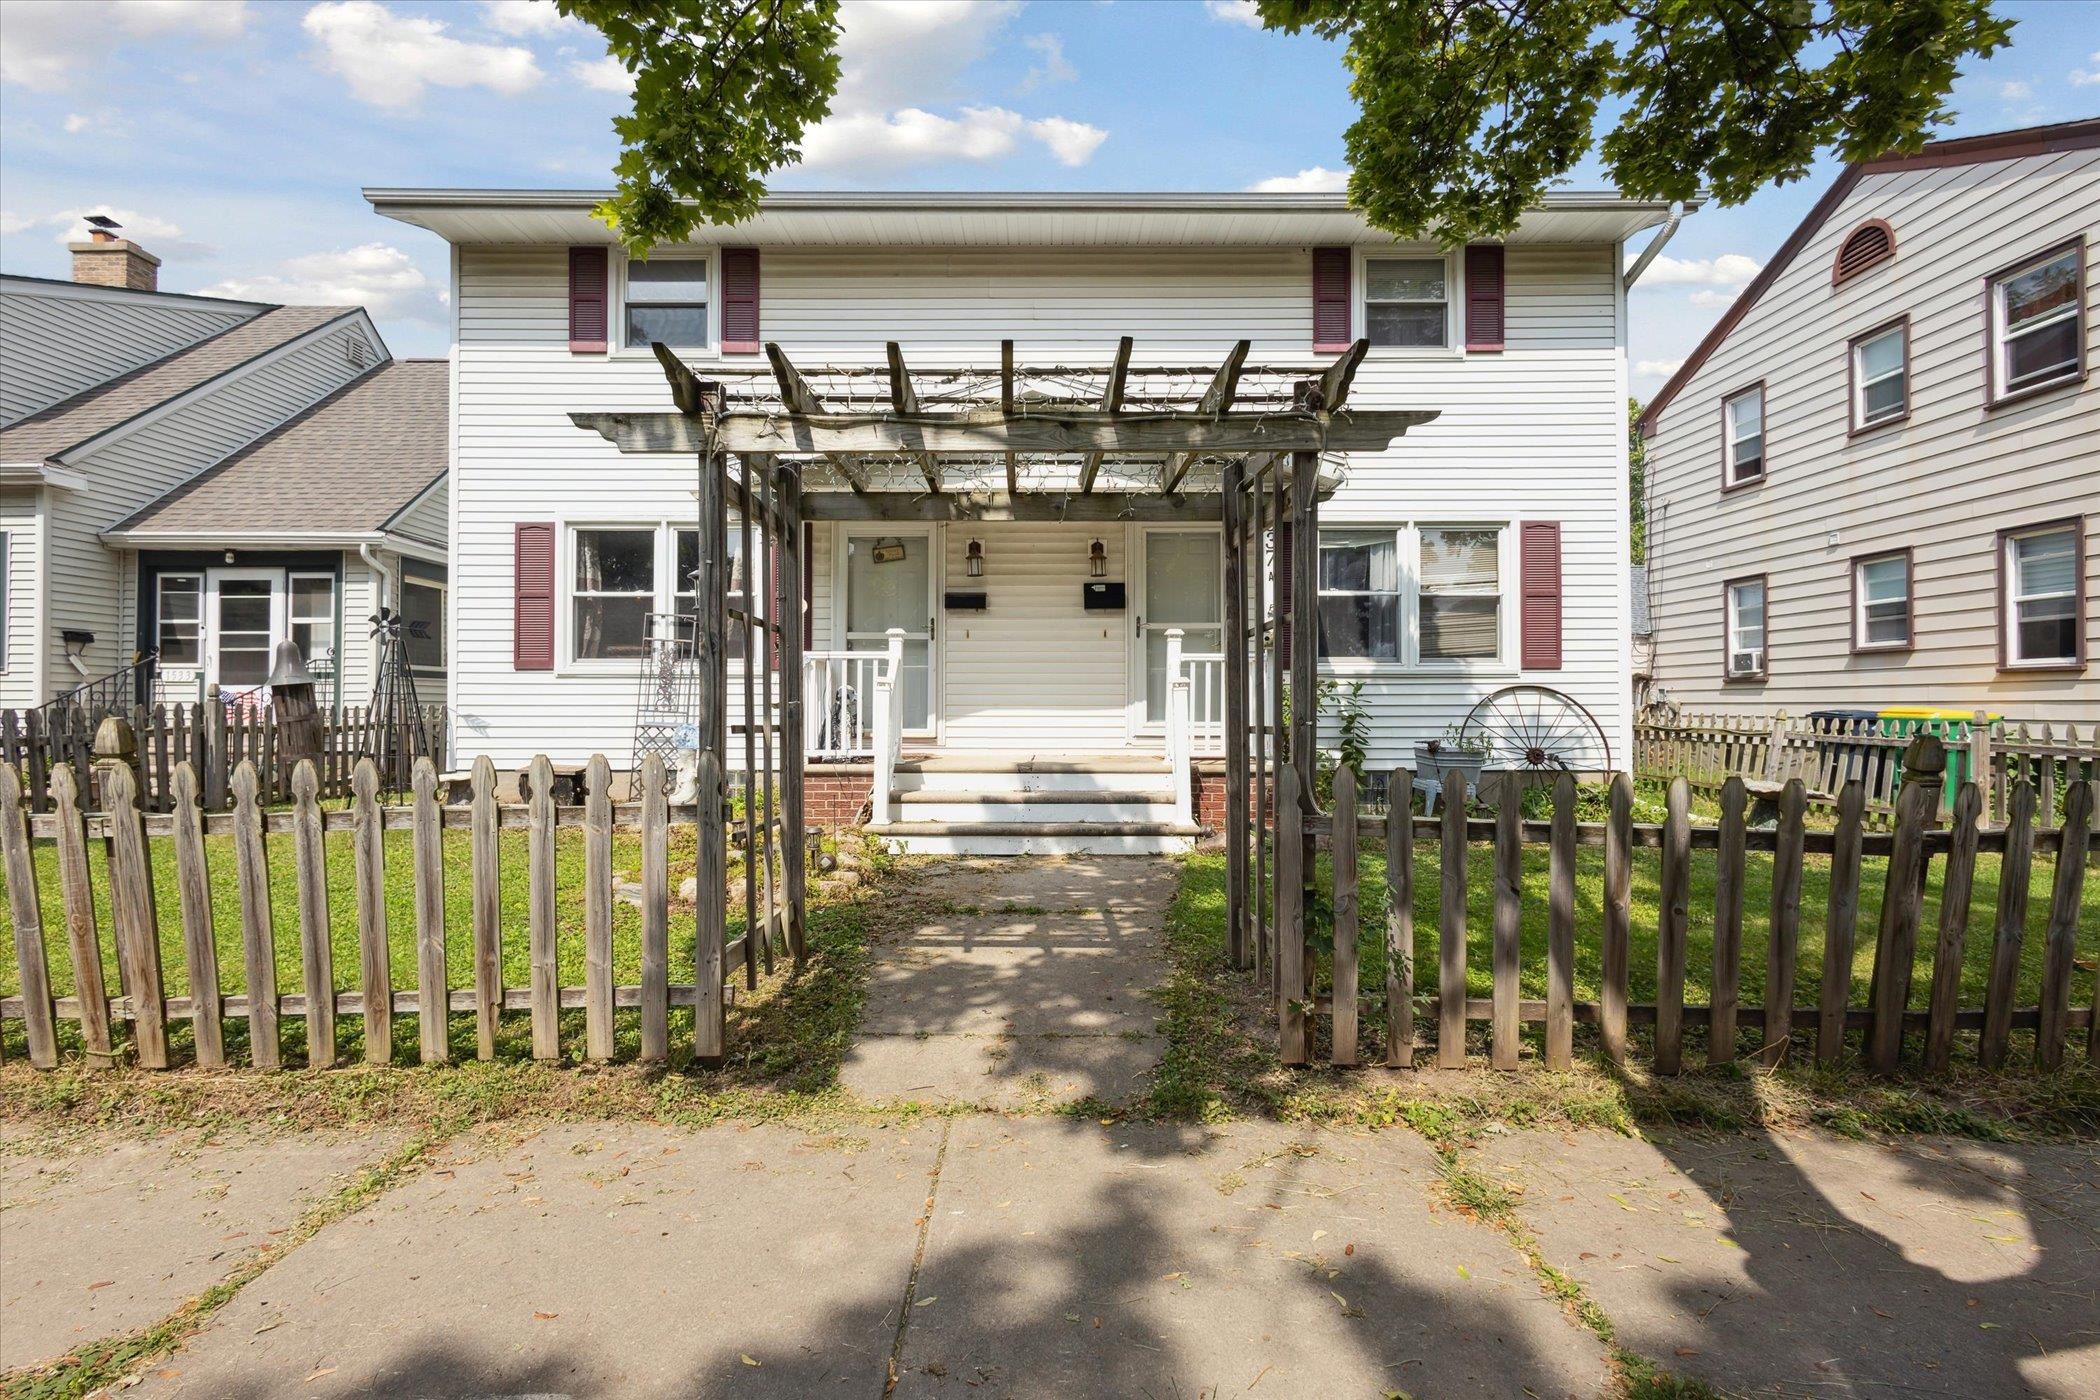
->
<box><xmin>1622</xmin><ymin>201</ymin><xmax>1686</xmax><ymax>289</ymax></box>
<box><xmin>359</xmin><ymin>538</ymin><xmax>395</xmax><ymax>616</ymax></box>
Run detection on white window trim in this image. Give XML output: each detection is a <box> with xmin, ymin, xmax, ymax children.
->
<box><xmin>1723</xmin><ymin>386</ymin><xmax>1765</xmax><ymax>485</ymax></box>
<box><xmin>558</xmin><ymin>518</ymin><xmax>755</xmax><ymax>674</ymax></box>
<box><xmin>1726</xmin><ymin>579</ymin><xmax>1767</xmax><ymax>678</ymax></box>
<box><xmin>1353</xmin><ymin>246</ymin><xmax>1466</xmax><ymax>359</ymax></box>
<box><xmin>611</xmin><ymin>247</ymin><xmax>720</xmax><ymax>360</ymax></box>
<box><xmin>1991</xmin><ymin>246</ymin><xmax>2081</xmax><ymax>398</ymax></box>
<box><xmin>1852</xmin><ymin>554</ymin><xmax>1910</xmax><ymax>651</ymax></box>
<box><xmin>287</xmin><ymin>570</ymin><xmax>338</xmax><ymax>670</ymax></box>
<box><xmin>2003</xmin><ymin>524</ymin><xmax>2079</xmax><ymax>667</ymax></box>
<box><xmin>154</xmin><ymin>571</ymin><xmax>205</xmax><ymax>674</ymax></box>
<box><xmin>1317</xmin><ymin>520</ymin><xmax>1516</xmax><ymax>674</ymax></box>
<box><xmin>1851</xmin><ymin>325</ymin><xmax>1907</xmax><ymax>430</ymax></box>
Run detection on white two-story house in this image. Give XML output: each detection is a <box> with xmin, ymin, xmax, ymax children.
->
<box><xmin>371</xmin><ymin>188</ymin><xmax>1679</xmax><ymax>841</ymax></box>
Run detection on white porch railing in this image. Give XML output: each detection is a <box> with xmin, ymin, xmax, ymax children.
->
<box><xmin>1165</xmin><ymin>630</ymin><xmax>1194</xmax><ymax>826</ymax></box>
<box><xmin>801</xmin><ymin>650</ymin><xmax>887</xmax><ymax>758</ymax></box>
<box><xmin>1178</xmin><ymin>651</ymin><xmax>1227</xmax><ymax>756</ymax></box>
<box><xmin>869</xmin><ymin>628</ymin><xmax>906</xmax><ymax>825</ymax></box>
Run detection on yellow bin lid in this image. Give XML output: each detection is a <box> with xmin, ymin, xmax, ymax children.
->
<box><xmin>1878</xmin><ymin>707</ymin><xmax>2003</xmax><ymax>722</ymax></box>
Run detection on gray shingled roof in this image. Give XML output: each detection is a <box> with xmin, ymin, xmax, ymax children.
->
<box><xmin>113</xmin><ymin>359</ymin><xmax>448</xmax><ymax>536</ymax></box>
<box><xmin>0</xmin><ymin>304</ymin><xmax>356</xmax><ymax>465</ymax></box>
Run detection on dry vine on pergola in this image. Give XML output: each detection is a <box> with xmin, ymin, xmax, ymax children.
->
<box><xmin>573</xmin><ymin>337</ymin><xmax>1437</xmax><ymax>1065</ymax></box>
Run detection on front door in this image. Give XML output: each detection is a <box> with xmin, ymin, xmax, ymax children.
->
<box><xmin>840</xmin><ymin>527</ymin><xmax>936</xmax><ymax>736</ymax></box>
<box><xmin>1133</xmin><ymin>529</ymin><xmax>1222</xmax><ymax>730</ymax></box>
<box><xmin>204</xmin><ymin>568</ymin><xmax>284</xmax><ymax>696</ymax></box>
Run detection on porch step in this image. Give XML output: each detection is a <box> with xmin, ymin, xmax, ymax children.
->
<box><xmin>895</xmin><ymin>751</ymin><xmax>1171</xmax><ymax>775</ymax></box>
<box><xmin>894</xmin><ymin>788</ymin><xmax>1171</xmax><ymax>806</ymax></box>
<box><xmin>868</xmin><ymin>819</ymin><xmax>1199</xmax><ymax>857</ymax></box>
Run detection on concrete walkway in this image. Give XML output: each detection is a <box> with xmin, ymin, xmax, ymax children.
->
<box><xmin>840</xmin><ymin>857</ymin><xmax>1175</xmax><ymax>1107</ymax></box>
<box><xmin>7</xmin><ymin>1117</ymin><xmax>2095</xmax><ymax>1397</ymax></box>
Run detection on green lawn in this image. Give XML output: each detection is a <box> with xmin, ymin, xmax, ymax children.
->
<box><xmin>1190</xmin><ymin>829</ymin><xmax>2096</xmax><ymax>1063</ymax></box>
<box><xmin>2</xmin><ymin>823</ymin><xmax>805</xmax><ymax>1066</ymax></box>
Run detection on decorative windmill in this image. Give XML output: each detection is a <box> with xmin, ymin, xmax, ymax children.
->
<box><xmin>357</xmin><ymin>607</ymin><xmax>435</xmax><ymax>798</ymax></box>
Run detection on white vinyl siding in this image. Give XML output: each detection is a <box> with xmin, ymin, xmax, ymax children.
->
<box><xmin>1645</xmin><ymin>144</ymin><xmax>2100</xmax><ymax>719</ymax></box>
<box><xmin>449</xmin><ymin>241</ymin><xmax>1631</xmax><ymax>769</ymax></box>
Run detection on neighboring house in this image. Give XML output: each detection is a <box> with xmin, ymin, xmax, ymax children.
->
<box><xmin>1640</xmin><ymin>119</ymin><xmax>2099</xmax><ymax>725</ymax></box>
<box><xmin>371</xmin><ymin>187</ymin><xmax>1680</xmax><ymax>838</ymax></box>
<box><xmin>0</xmin><ymin>227</ymin><xmax>449</xmax><ymax>714</ymax></box>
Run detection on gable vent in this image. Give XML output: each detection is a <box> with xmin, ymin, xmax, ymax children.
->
<box><xmin>346</xmin><ymin>337</ymin><xmax>368</xmax><ymax>369</ymax></box>
<box><xmin>1833</xmin><ymin>220</ymin><xmax>1895</xmax><ymax>285</ymax></box>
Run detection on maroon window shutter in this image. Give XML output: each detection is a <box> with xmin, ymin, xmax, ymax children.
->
<box><xmin>514</xmin><ymin>522</ymin><xmax>557</xmax><ymax>670</ymax></box>
<box><xmin>1464</xmin><ymin>244</ymin><xmax>1506</xmax><ymax>353</ymax></box>
<box><xmin>1520</xmin><ymin>521</ymin><xmax>1562</xmax><ymax>669</ymax></box>
<box><xmin>568</xmin><ymin>247</ymin><xmax>608</xmax><ymax>353</ymax></box>
<box><xmin>721</xmin><ymin>247</ymin><xmax>760</xmax><ymax>354</ymax></box>
<box><xmin>1311</xmin><ymin>247</ymin><xmax>1351</xmax><ymax>353</ymax></box>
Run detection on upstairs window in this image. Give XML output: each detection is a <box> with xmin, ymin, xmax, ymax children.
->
<box><xmin>2002</xmin><ymin>521</ymin><xmax>2083</xmax><ymax>668</ymax></box>
<box><xmin>623</xmin><ymin>256</ymin><xmax>710</xmax><ymax>351</ymax></box>
<box><xmin>1988</xmin><ymin>243</ymin><xmax>2084</xmax><ymax>403</ymax></box>
<box><xmin>1853</xmin><ymin>553</ymin><xmax>1912</xmax><ymax>650</ymax></box>
<box><xmin>1850</xmin><ymin>320</ymin><xmax>1909</xmax><ymax>431</ymax></box>
<box><xmin>1833</xmin><ymin>220</ymin><xmax>1895</xmax><ymax>284</ymax></box>
<box><xmin>1725</xmin><ymin>576</ymin><xmax>1767</xmax><ymax>679</ymax></box>
<box><xmin>1722</xmin><ymin>384</ymin><xmax>1765</xmax><ymax>487</ymax></box>
<box><xmin>1363</xmin><ymin>256</ymin><xmax>1449</xmax><ymax>348</ymax></box>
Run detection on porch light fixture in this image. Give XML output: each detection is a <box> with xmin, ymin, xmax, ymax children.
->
<box><xmin>965</xmin><ymin>538</ymin><xmax>985</xmax><ymax>578</ymax></box>
<box><xmin>1088</xmin><ymin>538</ymin><xmax>1107</xmax><ymax>578</ymax></box>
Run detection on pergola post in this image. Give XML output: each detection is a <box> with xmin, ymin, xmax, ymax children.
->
<box><xmin>1251</xmin><ymin>473</ymin><xmax>1271</xmax><ymax>982</ymax></box>
<box><xmin>1282</xmin><ymin>384</ymin><xmax>1323</xmax><ymax>1065</ymax></box>
<box><xmin>776</xmin><ymin>464</ymin><xmax>809</xmax><ymax>966</ymax></box>
<box><xmin>1221</xmin><ymin>458</ymin><xmax>1250</xmax><ymax>971</ymax></box>
<box><xmin>693</xmin><ymin>393</ymin><xmax>728</xmax><ymax>1067</ymax></box>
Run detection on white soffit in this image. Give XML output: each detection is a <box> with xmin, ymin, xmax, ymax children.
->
<box><xmin>365</xmin><ymin>189</ymin><xmax>1688</xmax><ymax>248</ymax></box>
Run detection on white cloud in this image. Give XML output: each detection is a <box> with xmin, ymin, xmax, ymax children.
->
<box><xmin>1687</xmin><ymin>289</ymin><xmax>1737</xmax><ymax>309</ymax></box>
<box><xmin>479</xmin><ymin>0</ymin><xmax>577</xmax><ymax>36</ymax></box>
<box><xmin>0</xmin><ymin>212</ymin><xmax>34</xmax><ymax>238</ymax></box>
<box><xmin>571</xmin><ymin>56</ymin><xmax>632</xmax><ymax>94</ymax></box>
<box><xmin>1020</xmin><ymin>32</ymin><xmax>1074</xmax><ymax>90</ymax></box>
<box><xmin>1634</xmin><ymin>358</ymin><xmax>1685</xmax><ymax>380</ymax></box>
<box><xmin>202</xmin><ymin>243</ymin><xmax>446</xmax><ymax>323</ymax></box>
<box><xmin>1249</xmin><ymin>166</ymin><xmax>1350</xmax><ymax>193</ymax></box>
<box><xmin>2072</xmin><ymin>50</ymin><xmax>2100</xmax><ymax>86</ymax></box>
<box><xmin>1205</xmin><ymin>0</ymin><xmax>1265</xmax><ymax>28</ymax></box>
<box><xmin>303</xmin><ymin>1</ymin><xmax>541</xmax><ymax>109</ymax></box>
<box><xmin>1637</xmin><ymin>252</ymin><xmax>1763</xmax><ymax>287</ymax></box>
<box><xmin>835</xmin><ymin>0</ymin><xmax>1022</xmax><ymax>111</ymax></box>
<box><xmin>1</xmin><ymin>0</ymin><xmax>248</xmax><ymax>91</ymax></box>
<box><xmin>804</xmin><ymin>106</ymin><xmax>1027</xmax><ymax>169</ymax></box>
<box><xmin>63</xmin><ymin>113</ymin><xmax>94</xmax><ymax>134</ymax></box>
<box><xmin>1029</xmin><ymin>115</ymin><xmax>1107</xmax><ymax>167</ymax></box>
<box><xmin>1998</xmin><ymin>80</ymin><xmax>2033</xmax><ymax>101</ymax></box>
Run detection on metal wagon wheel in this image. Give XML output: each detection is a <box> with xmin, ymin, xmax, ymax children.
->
<box><xmin>1458</xmin><ymin>685</ymin><xmax>1613</xmax><ymax>776</ymax></box>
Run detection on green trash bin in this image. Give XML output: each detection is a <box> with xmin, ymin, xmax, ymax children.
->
<box><xmin>1876</xmin><ymin>708</ymin><xmax>2004</xmax><ymax>807</ymax></box>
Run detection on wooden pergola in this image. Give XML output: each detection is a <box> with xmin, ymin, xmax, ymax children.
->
<box><xmin>573</xmin><ymin>338</ymin><xmax>1437</xmax><ymax>1065</ymax></box>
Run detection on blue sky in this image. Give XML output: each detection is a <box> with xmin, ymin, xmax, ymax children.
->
<box><xmin>3</xmin><ymin>0</ymin><xmax>2096</xmax><ymax>394</ymax></box>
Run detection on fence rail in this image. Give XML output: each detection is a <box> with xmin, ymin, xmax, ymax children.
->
<box><xmin>1636</xmin><ymin>711</ymin><xmax>2097</xmax><ymax>825</ymax></box>
<box><xmin>0</xmin><ymin>699</ymin><xmax>447</xmax><ymax>814</ymax></box>
<box><xmin>1289</xmin><ymin>750</ymin><xmax>2094</xmax><ymax>1076</ymax></box>
<box><xmin>0</xmin><ymin>751</ymin><xmax>790</xmax><ymax>1071</ymax></box>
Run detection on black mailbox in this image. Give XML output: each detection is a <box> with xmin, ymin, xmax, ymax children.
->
<box><xmin>944</xmin><ymin>590</ymin><xmax>988</xmax><ymax>611</ymax></box>
<box><xmin>1082</xmin><ymin>581</ymin><xmax>1126</xmax><ymax>611</ymax></box>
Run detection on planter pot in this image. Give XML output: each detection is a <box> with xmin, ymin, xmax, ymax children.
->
<box><xmin>1411</xmin><ymin>745</ymin><xmax>1485</xmax><ymax>809</ymax></box>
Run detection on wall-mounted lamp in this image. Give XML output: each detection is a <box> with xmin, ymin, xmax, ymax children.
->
<box><xmin>965</xmin><ymin>538</ymin><xmax>985</xmax><ymax>578</ymax></box>
<box><xmin>1088</xmin><ymin>538</ymin><xmax>1107</xmax><ymax>578</ymax></box>
<box><xmin>223</xmin><ymin>550</ymin><xmax>236</xmax><ymax>564</ymax></box>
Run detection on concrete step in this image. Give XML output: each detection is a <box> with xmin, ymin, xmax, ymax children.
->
<box><xmin>894</xmin><ymin>768</ymin><xmax>1174</xmax><ymax>796</ymax></box>
<box><xmin>895</xmin><ymin>751</ymin><xmax>1171</xmax><ymax>774</ymax></box>
<box><xmin>869</xmin><ymin>819</ymin><xmax>1199</xmax><ymax>857</ymax></box>
<box><xmin>892</xmin><ymin>789</ymin><xmax>1177</xmax><ymax>824</ymax></box>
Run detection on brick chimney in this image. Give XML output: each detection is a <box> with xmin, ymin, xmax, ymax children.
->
<box><xmin>69</xmin><ymin>217</ymin><xmax>160</xmax><ymax>291</ymax></box>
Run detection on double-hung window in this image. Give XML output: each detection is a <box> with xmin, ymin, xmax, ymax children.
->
<box><xmin>623</xmin><ymin>256</ymin><xmax>710</xmax><ymax>351</ymax></box>
<box><xmin>1316</xmin><ymin>523</ymin><xmax>1506</xmax><ymax>666</ymax></box>
<box><xmin>672</xmin><ymin>524</ymin><xmax>762</xmax><ymax>660</ymax></box>
<box><xmin>1721</xmin><ymin>385</ymin><xmax>1765</xmax><ymax>487</ymax></box>
<box><xmin>572</xmin><ymin>522</ymin><xmax>758</xmax><ymax>664</ymax></box>
<box><xmin>1853</xmin><ymin>553</ymin><xmax>1911</xmax><ymax>650</ymax></box>
<box><xmin>1725</xmin><ymin>577</ymin><xmax>1767</xmax><ymax>679</ymax></box>
<box><xmin>2001</xmin><ymin>522</ymin><xmax>2082</xmax><ymax>667</ymax></box>
<box><xmin>1850</xmin><ymin>321</ymin><xmax>1908</xmax><ymax>430</ymax></box>
<box><xmin>289</xmin><ymin>573</ymin><xmax>336</xmax><ymax>669</ymax></box>
<box><xmin>1363</xmin><ymin>256</ymin><xmax>1450</xmax><ymax>349</ymax></box>
<box><xmin>1988</xmin><ymin>244</ymin><xmax>2083</xmax><ymax>402</ymax></box>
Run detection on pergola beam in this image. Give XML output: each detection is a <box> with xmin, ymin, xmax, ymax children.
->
<box><xmin>766</xmin><ymin>342</ymin><xmax>871</xmax><ymax>493</ymax></box>
<box><xmin>799</xmin><ymin>489</ymin><xmax>1258</xmax><ymax>523</ymax></box>
<box><xmin>1000</xmin><ymin>339</ymin><xmax>1019</xmax><ymax>496</ymax></box>
<box><xmin>1160</xmin><ymin>339</ymin><xmax>1250</xmax><ymax>496</ymax></box>
<box><xmin>1077</xmin><ymin>336</ymin><xmax>1133</xmax><ymax>494</ymax></box>
<box><xmin>885</xmin><ymin>342</ymin><xmax>942</xmax><ymax>494</ymax></box>
<box><xmin>572</xmin><ymin>408</ymin><xmax>1436</xmax><ymax>457</ymax></box>
<box><xmin>1313</xmin><ymin>338</ymin><xmax>1371</xmax><ymax>412</ymax></box>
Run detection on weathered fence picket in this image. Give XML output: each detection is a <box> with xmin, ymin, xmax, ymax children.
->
<box><xmin>291</xmin><ymin>761</ymin><xmax>335</xmax><ymax>1069</ymax></box>
<box><xmin>413</xmin><ymin>760</ymin><xmax>449</xmax><ymax>1065</ymax></box>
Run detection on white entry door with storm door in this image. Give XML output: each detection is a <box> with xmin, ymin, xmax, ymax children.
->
<box><xmin>838</xmin><ymin>527</ymin><xmax>937</xmax><ymax>738</ymax></box>
<box><xmin>1130</xmin><ymin>528</ymin><xmax>1222</xmax><ymax>738</ymax></box>
<box><xmin>155</xmin><ymin>568</ymin><xmax>337</xmax><ymax>701</ymax></box>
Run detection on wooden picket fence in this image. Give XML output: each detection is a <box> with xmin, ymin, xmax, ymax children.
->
<box><xmin>0</xmin><ymin>751</ymin><xmax>793</xmax><ymax>1071</ymax></box>
<box><xmin>1635</xmin><ymin>710</ymin><xmax>2098</xmax><ymax>826</ymax></box>
<box><xmin>0</xmin><ymin>699</ymin><xmax>448</xmax><ymax>814</ymax></box>
<box><xmin>1287</xmin><ymin>749</ymin><xmax>2095</xmax><ymax>1076</ymax></box>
